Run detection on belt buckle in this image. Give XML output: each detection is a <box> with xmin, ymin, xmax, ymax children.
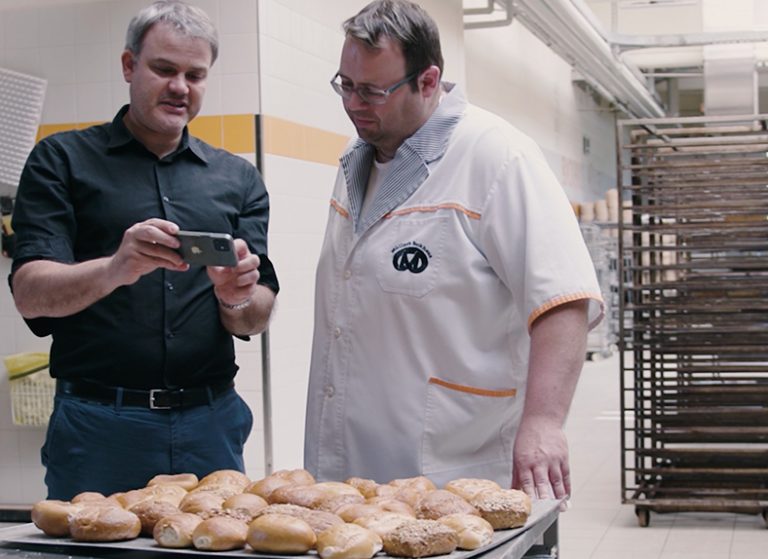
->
<box><xmin>149</xmin><ymin>389</ymin><xmax>172</xmax><ymax>410</ymax></box>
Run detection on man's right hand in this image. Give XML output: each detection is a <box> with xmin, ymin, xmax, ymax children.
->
<box><xmin>109</xmin><ymin>218</ymin><xmax>189</xmax><ymax>286</ymax></box>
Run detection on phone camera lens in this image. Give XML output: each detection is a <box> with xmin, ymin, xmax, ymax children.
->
<box><xmin>213</xmin><ymin>239</ymin><xmax>229</xmax><ymax>252</ymax></box>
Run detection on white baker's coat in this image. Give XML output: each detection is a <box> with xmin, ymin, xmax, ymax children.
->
<box><xmin>304</xmin><ymin>84</ymin><xmax>603</xmax><ymax>488</ymax></box>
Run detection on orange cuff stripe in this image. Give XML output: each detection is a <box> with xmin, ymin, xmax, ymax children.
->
<box><xmin>428</xmin><ymin>377</ymin><xmax>517</xmax><ymax>398</ymax></box>
<box><xmin>385</xmin><ymin>203</ymin><xmax>482</xmax><ymax>220</ymax></box>
<box><xmin>527</xmin><ymin>293</ymin><xmax>604</xmax><ymax>331</ymax></box>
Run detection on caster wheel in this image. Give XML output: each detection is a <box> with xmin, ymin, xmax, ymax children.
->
<box><xmin>636</xmin><ymin>507</ymin><xmax>650</xmax><ymax>527</ymax></box>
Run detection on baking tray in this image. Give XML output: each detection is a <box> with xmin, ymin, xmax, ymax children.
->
<box><xmin>0</xmin><ymin>499</ymin><xmax>559</xmax><ymax>559</ymax></box>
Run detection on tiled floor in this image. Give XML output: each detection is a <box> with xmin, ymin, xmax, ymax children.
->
<box><xmin>559</xmin><ymin>353</ymin><xmax>766</xmax><ymax>559</ymax></box>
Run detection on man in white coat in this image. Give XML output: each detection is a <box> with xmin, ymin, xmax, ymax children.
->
<box><xmin>305</xmin><ymin>0</ymin><xmax>603</xmax><ymax>503</ymax></box>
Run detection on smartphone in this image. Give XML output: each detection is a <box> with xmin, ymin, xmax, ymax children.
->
<box><xmin>177</xmin><ymin>231</ymin><xmax>238</xmax><ymax>267</ymax></box>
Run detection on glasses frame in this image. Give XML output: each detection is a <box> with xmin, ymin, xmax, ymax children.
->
<box><xmin>330</xmin><ymin>71</ymin><xmax>420</xmax><ymax>105</ymax></box>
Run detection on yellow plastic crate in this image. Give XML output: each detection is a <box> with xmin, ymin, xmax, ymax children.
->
<box><xmin>4</xmin><ymin>352</ymin><xmax>53</xmax><ymax>427</ymax></box>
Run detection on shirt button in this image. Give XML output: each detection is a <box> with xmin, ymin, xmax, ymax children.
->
<box><xmin>162</xmin><ymin>195</ymin><xmax>170</xmax><ymax>202</ymax></box>
<box><xmin>166</xmin><ymin>282</ymin><xmax>174</xmax><ymax>291</ymax></box>
<box><xmin>166</xmin><ymin>332</ymin><xmax>175</xmax><ymax>339</ymax></box>
<box><xmin>333</xmin><ymin>327</ymin><xmax>342</xmax><ymax>338</ymax></box>
<box><xmin>343</xmin><ymin>270</ymin><xmax>352</xmax><ymax>280</ymax></box>
<box><xmin>325</xmin><ymin>385</ymin><xmax>335</xmax><ymax>397</ymax></box>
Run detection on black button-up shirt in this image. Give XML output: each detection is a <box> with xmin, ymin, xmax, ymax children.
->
<box><xmin>10</xmin><ymin>105</ymin><xmax>279</xmax><ymax>389</ymax></box>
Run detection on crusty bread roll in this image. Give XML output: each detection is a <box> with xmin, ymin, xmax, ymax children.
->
<box><xmin>437</xmin><ymin>513</ymin><xmax>494</xmax><ymax>550</ymax></box>
<box><xmin>344</xmin><ymin>477</ymin><xmax>380</xmax><ymax>499</ymax></box>
<box><xmin>316</xmin><ymin>522</ymin><xmax>383</xmax><ymax>559</ymax></box>
<box><xmin>117</xmin><ymin>484</ymin><xmax>187</xmax><ymax>509</ymax></box>
<box><xmin>153</xmin><ymin>512</ymin><xmax>203</xmax><ymax>548</ymax></box>
<box><xmin>353</xmin><ymin>512</ymin><xmax>413</xmax><ymax>539</ymax></box>
<box><xmin>192</xmin><ymin>515</ymin><xmax>248</xmax><ymax>551</ymax></box>
<box><xmin>187</xmin><ymin>483</ymin><xmax>241</xmax><ymax>500</ymax></box>
<box><xmin>272</xmin><ymin>468</ymin><xmax>316</xmax><ymax>486</ymax></box>
<box><xmin>31</xmin><ymin>500</ymin><xmax>82</xmax><ymax>537</ymax></box>
<box><xmin>382</xmin><ymin>519</ymin><xmax>459</xmax><ymax>558</ymax></box>
<box><xmin>469</xmin><ymin>489</ymin><xmax>531</xmax><ymax>529</ymax></box>
<box><xmin>256</xmin><ymin>503</ymin><xmax>344</xmax><ymax>535</ymax></box>
<box><xmin>197</xmin><ymin>469</ymin><xmax>251</xmax><ymax>491</ymax></box>
<box><xmin>387</xmin><ymin>476</ymin><xmax>437</xmax><ymax>493</ymax></box>
<box><xmin>365</xmin><ymin>497</ymin><xmax>415</xmax><ymax>517</ymax></box>
<box><xmin>390</xmin><ymin>486</ymin><xmax>430</xmax><ymax>510</ymax></box>
<box><xmin>222</xmin><ymin>492</ymin><xmax>268</xmax><ymax>521</ymax></box>
<box><xmin>68</xmin><ymin>506</ymin><xmax>141</xmax><ymax>542</ymax></box>
<box><xmin>415</xmin><ymin>489</ymin><xmax>479</xmax><ymax>520</ymax></box>
<box><xmin>269</xmin><ymin>484</ymin><xmax>326</xmax><ymax>507</ymax></box>
<box><xmin>335</xmin><ymin>503</ymin><xmax>387</xmax><ymax>523</ymax></box>
<box><xmin>247</xmin><ymin>513</ymin><xmax>317</xmax><ymax>554</ymax></box>
<box><xmin>443</xmin><ymin>478</ymin><xmax>502</xmax><ymax>502</ymax></box>
<box><xmin>147</xmin><ymin>473</ymin><xmax>199</xmax><ymax>491</ymax></box>
<box><xmin>71</xmin><ymin>491</ymin><xmax>106</xmax><ymax>504</ymax></box>
<box><xmin>314</xmin><ymin>492</ymin><xmax>366</xmax><ymax>513</ymax></box>
<box><xmin>245</xmin><ymin>476</ymin><xmax>295</xmax><ymax>501</ymax></box>
<box><xmin>129</xmin><ymin>499</ymin><xmax>180</xmax><ymax>536</ymax></box>
<box><xmin>179</xmin><ymin>490</ymin><xmax>225</xmax><ymax>516</ymax></box>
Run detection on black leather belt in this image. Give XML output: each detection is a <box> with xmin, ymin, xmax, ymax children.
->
<box><xmin>56</xmin><ymin>379</ymin><xmax>235</xmax><ymax>410</ymax></box>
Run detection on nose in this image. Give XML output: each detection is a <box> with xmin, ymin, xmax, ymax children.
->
<box><xmin>168</xmin><ymin>73</ymin><xmax>189</xmax><ymax>95</ymax></box>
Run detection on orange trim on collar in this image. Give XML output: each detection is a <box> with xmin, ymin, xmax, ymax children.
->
<box><xmin>385</xmin><ymin>203</ymin><xmax>482</xmax><ymax>220</ymax></box>
<box><xmin>428</xmin><ymin>377</ymin><xmax>517</xmax><ymax>398</ymax></box>
<box><xmin>330</xmin><ymin>199</ymin><xmax>350</xmax><ymax>218</ymax></box>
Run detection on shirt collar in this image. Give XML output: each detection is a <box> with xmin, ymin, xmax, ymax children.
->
<box><xmin>107</xmin><ymin>104</ymin><xmax>208</xmax><ymax>164</ymax></box>
<box><xmin>340</xmin><ymin>82</ymin><xmax>465</xmax><ymax>233</ymax></box>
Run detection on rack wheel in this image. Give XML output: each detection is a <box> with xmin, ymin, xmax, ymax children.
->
<box><xmin>635</xmin><ymin>507</ymin><xmax>650</xmax><ymax>527</ymax></box>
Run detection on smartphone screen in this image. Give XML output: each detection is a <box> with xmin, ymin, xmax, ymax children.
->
<box><xmin>177</xmin><ymin>231</ymin><xmax>237</xmax><ymax>267</ymax></box>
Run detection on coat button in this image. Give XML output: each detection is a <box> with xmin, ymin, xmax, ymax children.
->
<box><xmin>343</xmin><ymin>270</ymin><xmax>352</xmax><ymax>280</ymax></box>
<box><xmin>333</xmin><ymin>327</ymin><xmax>342</xmax><ymax>338</ymax></box>
<box><xmin>325</xmin><ymin>385</ymin><xmax>335</xmax><ymax>397</ymax></box>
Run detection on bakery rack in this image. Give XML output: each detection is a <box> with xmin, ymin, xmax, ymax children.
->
<box><xmin>616</xmin><ymin>113</ymin><xmax>768</xmax><ymax>527</ymax></box>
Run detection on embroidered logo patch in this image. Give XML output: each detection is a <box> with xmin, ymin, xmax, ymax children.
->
<box><xmin>392</xmin><ymin>241</ymin><xmax>431</xmax><ymax>274</ymax></box>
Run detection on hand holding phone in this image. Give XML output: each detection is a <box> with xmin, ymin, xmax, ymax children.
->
<box><xmin>177</xmin><ymin>231</ymin><xmax>238</xmax><ymax>267</ymax></box>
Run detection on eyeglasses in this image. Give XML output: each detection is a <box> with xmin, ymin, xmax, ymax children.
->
<box><xmin>330</xmin><ymin>71</ymin><xmax>419</xmax><ymax>105</ymax></box>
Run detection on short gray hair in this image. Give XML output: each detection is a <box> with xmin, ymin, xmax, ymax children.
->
<box><xmin>125</xmin><ymin>0</ymin><xmax>218</xmax><ymax>64</ymax></box>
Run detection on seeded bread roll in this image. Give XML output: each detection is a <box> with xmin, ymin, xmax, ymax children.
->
<box><xmin>31</xmin><ymin>500</ymin><xmax>82</xmax><ymax>537</ymax></box>
<box><xmin>147</xmin><ymin>473</ymin><xmax>199</xmax><ymax>491</ymax></box>
<box><xmin>353</xmin><ymin>512</ymin><xmax>413</xmax><ymax>539</ymax></box>
<box><xmin>129</xmin><ymin>499</ymin><xmax>180</xmax><ymax>535</ymax></box>
<box><xmin>255</xmin><ymin>503</ymin><xmax>344</xmax><ymax>535</ymax></box>
<box><xmin>469</xmin><ymin>489</ymin><xmax>531</xmax><ymax>529</ymax></box>
<box><xmin>153</xmin><ymin>512</ymin><xmax>203</xmax><ymax>548</ymax></box>
<box><xmin>382</xmin><ymin>519</ymin><xmax>459</xmax><ymax>558</ymax></box>
<box><xmin>415</xmin><ymin>489</ymin><xmax>479</xmax><ymax>520</ymax></box>
<box><xmin>192</xmin><ymin>516</ymin><xmax>248</xmax><ymax>551</ymax></box>
<box><xmin>437</xmin><ymin>513</ymin><xmax>494</xmax><ymax>550</ymax></box>
<box><xmin>68</xmin><ymin>506</ymin><xmax>141</xmax><ymax>542</ymax></box>
<box><xmin>247</xmin><ymin>513</ymin><xmax>317</xmax><ymax>554</ymax></box>
<box><xmin>222</xmin><ymin>493</ymin><xmax>268</xmax><ymax>521</ymax></box>
<box><xmin>316</xmin><ymin>522</ymin><xmax>383</xmax><ymax>559</ymax></box>
<box><xmin>443</xmin><ymin>478</ymin><xmax>502</xmax><ymax>502</ymax></box>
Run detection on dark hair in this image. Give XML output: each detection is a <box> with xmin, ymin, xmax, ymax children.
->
<box><xmin>343</xmin><ymin>0</ymin><xmax>443</xmax><ymax>89</ymax></box>
<box><xmin>125</xmin><ymin>0</ymin><xmax>218</xmax><ymax>64</ymax></box>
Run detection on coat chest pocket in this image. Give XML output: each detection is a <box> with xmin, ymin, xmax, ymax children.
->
<box><xmin>421</xmin><ymin>377</ymin><xmax>519</xmax><ymax>476</ymax></box>
<box><xmin>375</xmin><ymin>215</ymin><xmax>446</xmax><ymax>298</ymax></box>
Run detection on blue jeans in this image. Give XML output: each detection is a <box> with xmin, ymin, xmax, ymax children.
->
<box><xmin>42</xmin><ymin>387</ymin><xmax>253</xmax><ymax>500</ymax></box>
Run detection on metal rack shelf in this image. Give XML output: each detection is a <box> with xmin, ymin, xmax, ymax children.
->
<box><xmin>616</xmin><ymin>113</ymin><xmax>768</xmax><ymax>527</ymax></box>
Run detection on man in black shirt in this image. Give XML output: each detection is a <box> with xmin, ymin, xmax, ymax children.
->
<box><xmin>9</xmin><ymin>0</ymin><xmax>278</xmax><ymax>499</ymax></box>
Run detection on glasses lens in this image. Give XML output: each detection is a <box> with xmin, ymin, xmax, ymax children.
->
<box><xmin>358</xmin><ymin>88</ymin><xmax>387</xmax><ymax>105</ymax></box>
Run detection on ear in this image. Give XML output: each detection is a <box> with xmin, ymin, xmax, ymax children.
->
<box><xmin>418</xmin><ymin>65</ymin><xmax>441</xmax><ymax>99</ymax></box>
<box><xmin>121</xmin><ymin>50</ymin><xmax>135</xmax><ymax>83</ymax></box>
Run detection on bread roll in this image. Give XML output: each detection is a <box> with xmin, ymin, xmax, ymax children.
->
<box><xmin>443</xmin><ymin>478</ymin><xmax>502</xmax><ymax>502</ymax></box>
<box><xmin>247</xmin><ymin>513</ymin><xmax>316</xmax><ymax>554</ymax></box>
<box><xmin>272</xmin><ymin>468</ymin><xmax>316</xmax><ymax>486</ymax></box>
<box><xmin>316</xmin><ymin>522</ymin><xmax>383</xmax><ymax>559</ymax></box>
<box><xmin>198</xmin><ymin>469</ymin><xmax>251</xmax><ymax>491</ymax></box>
<box><xmin>415</xmin><ymin>489</ymin><xmax>479</xmax><ymax>520</ymax></box>
<box><xmin>68</xmin><ymin>506</ymin><xmax>141</xmax><ymax>542</ymax></box>
<box><xmin>245</xmin><ymin>476</ymin><xmax>295</xmax><ymax>501</ymax></box>
<box><xmin>147</xmin><ymin>473</ymin><xmax>199</xmax><ymax>491</ymax></box>
<box><xmin>314</xmin><ymin>492</ymin><xmax>366</xmax><ymax>513</ymax></box>
<box><xmin>269</xmin><ymin>484</ymin><xmax>326</xmax><ymax>508</ymax></box>
<box><xmin>222</xmin><ymin>492</ymin><xmax>268</xmax><ymax>521</ymax></box>
<box><xmin>365</xmin><ymin>497</ymin><xmax>415</xmax><ymax>517</ymax></box>
<box><xmin>179</xmin><ymin>490</ymin><xmax>225</xmax><ymax>516</ymax></box>
<box><xmin>188</xmin><ymin>482</ymin><xmax>241</xmax><ymax>500</ymax></box>
<box><xmin>117</xmin><ymin>484</ymin><xmax>187</xmax><ymax>509</ymax></box>
<box><xmin>129</xmin><ymin>499</ymin><xmax>180</xmax><ymax>536</ymax></box>
<box><xmin>192</xmin><ymin>516</ymin><xmax>248</xmax><ymax>551</ymax></box>
<box><xmin>335</xmin><ymin>503</ymin><xmax>386</xmax><ymax>523</ymax></box>
<box><xmin>31</xmin><ymin>500</ymin><xmax>81</xmax><ymax>537</ymax></box>
<box><xmin>353</xmin><ymin>512</ymin><xmax>413</xmax><ymax>539</ymax></box>
<box><xmin>387</xmin><ymin>476</ymin><xmax>437</xmax><ymax>493</ymax></box>
<box><xmin>153</xmin><ymin>512</ymin><xmax>203</xmax><ymax>548</ymax></box>
<box><xmin>437</xmin><ymin>513</ymin><xmax>494</xmax><ymax>550</ymax></box>
<box><xmin>344</xmin><ymin>477</ymin><xmax>379</xmax><ymax>499</ymax></box>
<box><xmin>256</xmin><ymin>503</ymin><xmax>344</xmax><ymax>535</ymax></box>
<box><xmin>71</xmin><ymin>491</ymin><xmax>106</xmax><ymax>504</ymax></box>
<box><xmin>469</xmin><ymin>489</ymin><xmax>531</xmax><ymax>529</ymax></box>
<box><xmin>382</xmin><ymin>519</ymin><xmax>458</xmax><ymax>558</ymax></box>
